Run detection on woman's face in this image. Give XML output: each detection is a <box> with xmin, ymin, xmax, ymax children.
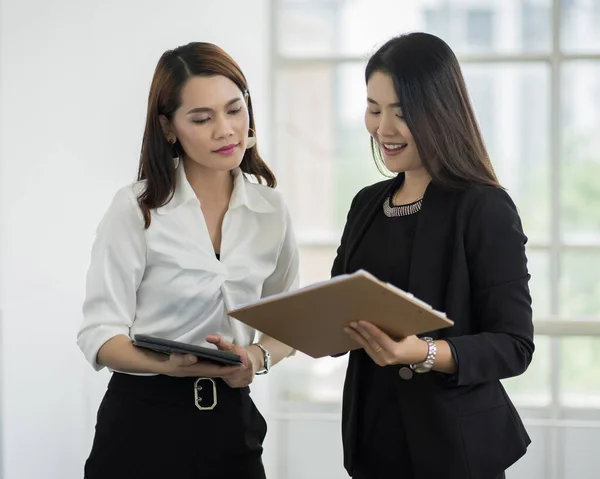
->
<box><xmin>364</xmin><ymin>71</ymin><xmax>423</xmax><ymax>174</ymax></box>
<box><xmin>163</xmin><ymin>74</ymin><xmax>250</xmax><ymax>172</ymax></box>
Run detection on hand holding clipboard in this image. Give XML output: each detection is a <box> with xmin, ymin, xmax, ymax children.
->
<box><xmin>227</xmin><ymin>270</ymin><xmax>453</xmax><ymax>358</ymax></box>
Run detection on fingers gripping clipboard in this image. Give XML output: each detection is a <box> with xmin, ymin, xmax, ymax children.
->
<box><xmin>227</xmin><ymin>270</ymin><xmax>453</xmax><ymax>358</ymax></box>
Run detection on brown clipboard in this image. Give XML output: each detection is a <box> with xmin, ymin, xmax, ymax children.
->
<box><xmin>227</xmin><ymin>270</ymin><xmax>454</xmax><ymax>358</ymax></box>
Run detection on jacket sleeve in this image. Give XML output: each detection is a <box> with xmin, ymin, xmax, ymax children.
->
<box><xmin>445</xmin><ymin>187</ymin><xmax>535</xmax><ymax>386</ymax></box>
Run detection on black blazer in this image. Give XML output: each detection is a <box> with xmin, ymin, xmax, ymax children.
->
<box><xmin>332</xmin><ymin>174</ymin><xmax>534</xmax><ymax>479</ymax></box>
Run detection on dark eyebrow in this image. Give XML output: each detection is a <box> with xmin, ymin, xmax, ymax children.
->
<box><xmin>367</xmin><ymin>97</ymin><xmax>402</xmax><ymax>108</ymax></box>
<box><xmin>187</xmin><ymin>97</ymin><xmax>242</xmax><ymax>114</ymax></box>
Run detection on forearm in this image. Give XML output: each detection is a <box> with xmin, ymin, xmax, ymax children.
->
<box><xmin>97</xmin><ymin>334</ymin><xmax>169</xmax><ymax>374</ymax></box>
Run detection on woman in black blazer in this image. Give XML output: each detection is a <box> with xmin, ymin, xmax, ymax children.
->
<box><xmin>333</xmin><ymin>33</ymin><xmax>534</xmax><ymax>479</ymax></box>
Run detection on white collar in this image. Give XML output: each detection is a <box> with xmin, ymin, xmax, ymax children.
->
<box><xmin>156</xmin><ymin>159</ymin><xmax>275</xmax><ymax>215</ymax></box>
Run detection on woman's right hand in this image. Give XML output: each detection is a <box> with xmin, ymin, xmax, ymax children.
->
<box><xmin>159</xmin><ymin>352</ymin><xmax>244</xmax><ymax>378</ymax></box>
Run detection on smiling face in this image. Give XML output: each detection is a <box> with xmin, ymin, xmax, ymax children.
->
<box><xmin>364</xmin><ymin>71</ymin><xmax>424</xmax><ymax>174</ymax></box>
<box><xmin>161</xmin><ymin>74</ymin><xmax>250</xmax><ymax>172</ymax></box>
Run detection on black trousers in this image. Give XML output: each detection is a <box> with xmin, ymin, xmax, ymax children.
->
<box><xmin>84</xmin><ymin>373</ymin><xmax>267</xmax><ymax>479</ymax></box>
<box><xmin>353</xmin><ymin>469</ymin><xmax>506</xmax><ymax>479</ymax></box>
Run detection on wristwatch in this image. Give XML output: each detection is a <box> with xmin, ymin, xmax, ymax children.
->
<box><xmin>410</xmin><ymin>337</ymin><xmax>437</xmax><ymax>373</ymax></box>
<box><xmin>253</xmin><ymin>343</ymin><xmax>271</xmax><ymax>375</ymax></box>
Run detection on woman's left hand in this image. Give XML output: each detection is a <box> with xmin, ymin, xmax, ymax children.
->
<box><xmin>205</xmin><ymin>335</ymin><xmax>263</xmax><ymax>388</ymax></box>
<box><xmin>344</xmin><ymin>321</ymin><xmax>429</xmax><ymax>367</ymax></box>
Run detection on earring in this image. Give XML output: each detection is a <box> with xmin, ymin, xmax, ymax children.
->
<box><xmin>167</xmin><ymin>137</ymin><xmax>180</xmax><ymax>167</ymax></box>
<box><xmin>246</xmin><ymin>128</ymin><xmax>257</xmax><ymax>149</ymax></box>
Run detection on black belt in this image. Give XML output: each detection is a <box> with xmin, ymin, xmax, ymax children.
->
<box><xmin>108</xmin><ymin>372</ymin><xmax>248</xmax><ymax>411</ymax></box>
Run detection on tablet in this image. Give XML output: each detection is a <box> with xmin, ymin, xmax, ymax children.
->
<box><xmin>132</xmin><ymin>334</ymin><xmax>243</xmax><ymax>366</ymax></box>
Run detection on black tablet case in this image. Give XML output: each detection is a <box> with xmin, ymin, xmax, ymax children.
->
<box><xmin>133</xmin><ymin>334</ymin><xmax>243</xmax><ymax>366</ymax></box>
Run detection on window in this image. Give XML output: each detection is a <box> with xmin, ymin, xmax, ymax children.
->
<box><xmin>466</xmin><ymin>9</ymin><xmax>494</xmax><ymax>48</ymax></box>
<box><xmin>270</xmin><ymin>0</ymin><xmax>600</xmax><ymax>477</ymax></box>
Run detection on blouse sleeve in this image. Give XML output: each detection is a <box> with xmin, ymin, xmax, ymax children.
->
<box><xmin>261</xmin><ymin>204</ymin><xmax>300</xmax><ymax>298</ymax></box>
<box><xmin>77</xmin><ymin>186</ymin><xmax>147</xmax><ymax>371</ymax></box>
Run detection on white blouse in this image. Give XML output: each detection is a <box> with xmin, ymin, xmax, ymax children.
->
<box><xmin>77</xmin><ymin>163</ymin><xmax>300</xmax><ymax>372</ymax></box>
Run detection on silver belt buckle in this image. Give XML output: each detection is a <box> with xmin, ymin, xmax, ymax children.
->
<box><xmin>194</xmin><ymin>378</ymin><xmax>217</xmax><ymax>411</ymax></box>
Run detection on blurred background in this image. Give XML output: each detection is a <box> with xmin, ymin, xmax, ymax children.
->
<box><xmin>0</xmin><ymin>0</ymin><xmax>599</xmax><ymax>478</ymax></box>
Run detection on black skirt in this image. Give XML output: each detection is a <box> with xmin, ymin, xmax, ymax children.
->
<box><xmin>84</xmin><ymin>372</ymin><xmax>267</xmax><ymax>479</ymax></box>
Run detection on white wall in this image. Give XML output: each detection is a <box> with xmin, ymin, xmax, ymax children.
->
<box><xmin>0</xmin><ymin>1</ymin><xmax>273</xmax><ymax>477</ymax></box>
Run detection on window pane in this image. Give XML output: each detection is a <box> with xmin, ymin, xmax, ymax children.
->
<box><xmin>564</xmin><ymin>425</ymin><xmax>600</xmax><ymax>479</ymax></box>
<box><xmin>298</xmin><ymin>245</ymin><xmax>338</xmax><ymax>286</ymax></box>
<box><xmin>275</xmin><ymin>63</ymin><xmax>383</xmax><ymax>242</ymax></box>
<box><xmin>462</xmin><ymin>63</ymin><xmax>550</xmax><ymax>244</ymax></box>
<box><xmin>561</xmin><ymin>62</ymin><xmax>600</xmax><ymax>244</ymax></box>
<box><xmin>560</xmin><ymin>250</ymin><xmax>600</xmax><ymax>318</ymax></box>
<box><xmin>562</xmin><ymin>0</ymin><xmax>600</xmax><ymax>53</ymax></box>
<box><xmin>560</xmin><ymin>337</ymin><xmax>600</xmax><ymax>407</ymax></box>
<box><xmin>277</xmin><ymin>417</ymin><xmax>346</xmax><ymax>478</ymax></box>
<box><xmin>277</xmin><ymin>0</ymin><xmax>551</xmax><ymax>58</ymax></box>
<box><xmin>502</xmin><ymin>335</ymin><xmax>551</xmax><ymax>407</ymax></box>
<box><xmin>271</xmin><ymin>352</ymin><xmax>347</xmax><ymax>408</ymax></box>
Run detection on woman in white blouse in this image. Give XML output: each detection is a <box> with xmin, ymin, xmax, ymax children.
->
<box><xmin>77</xmin><ymin>42</ymin><xmax>299</xmax><ymax>479</ymax></box>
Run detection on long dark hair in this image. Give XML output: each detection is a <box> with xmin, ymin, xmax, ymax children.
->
<box><xmin>137</xmin><ymin>42</ymin><xmax>276</xmax><ymax>228</ymax></box>
<box><xmin>366</xmin><ymin>32</ymin><xmax>500</xmax><ymax>188</ymax></box>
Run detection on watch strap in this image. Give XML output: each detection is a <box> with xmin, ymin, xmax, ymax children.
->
<box><xmin>253</xmin><ymin>343</ymin><xmax>271</xmax><ymax>375</ymax></box>
<box><xmin>410</xmin><ymin>337</ymin><xmax>436</xmax><ymax>373</ymax></box>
